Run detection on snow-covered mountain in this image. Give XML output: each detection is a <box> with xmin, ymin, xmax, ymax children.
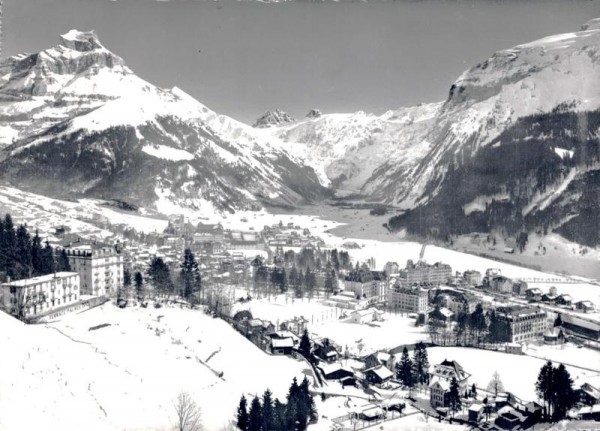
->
<box><xmin>388</xmin><ymin>19</ymin><xmax>600</xmax><ymax>244</ymax></box>
<box><xmin>0</xmin><ymin>30</ymin><xmax>330</xmax><ymax>213</ymax></box>
<box><xmin>267</xmin><ymin>103</ymin><xmax>442</xmax><ymax>194</ymax></box>
<box><xmin>385</xmin><ymin>18</ymin><xmax>600</xmax><ymax>208</ymax></box>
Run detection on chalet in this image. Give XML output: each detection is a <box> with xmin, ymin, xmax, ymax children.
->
<box><xmin>525</xmin><ymin>288</ymin><xmax>543</xmax><ymax>302</ymax></box>
<box><xmin>577</xmin><ymin>382</ymin><xmax>600</xmax><ymax>406</ymax></box>
<box><xmin>543</xmin><ymin>327</ymin><xmax>565</xmax><ymax>345</ymax></box>
<box><xmin>555</xmin><ymin>294</ymin><xmax>573</xmax><ymax>307</ymax></box>
<box><xmin>318</xmin><ymin>363</ymin><xmax>355</xmax><ymax>381</ymax></box>
<box><xmin>562</xmin><ymin>315</ymin><xmax>600</xmax><ymax>341</ymax></box>
<box><xmin>313</xmin><ymin>339</ymin><xmax>339</xmax><ymax>363</ymax></box>
<box><xmin>270</xmin><ymin>337</ymin><xmax>294</xmax><ymax>355</ymax></box>
<box><xmin>575</xmin><ymin>300</ymin><xmax>595</xmax><ymax>313</ymax></box>
<box><xmin>364</xmin><ymin>351</ymin><xmax>394</xmax><ymax>371</ymax></box>
<box><xmin>428</xmin><ymin>307</ymin><xmax>454</xmax><ymax>326</ymax></box>
<box><xmin>364</xmin><ymin>365</ymin><xmax>394</xmax><ymax>386</ymax></box>
<box><xmin>428</xmin><ymin>359</ymin><xmax>471</xmax><ymax>409</ymax></box>
<box><xmin>541</xmin><ymin>293</ymin><xmax>558</xmax><ymax>303</ymax></box>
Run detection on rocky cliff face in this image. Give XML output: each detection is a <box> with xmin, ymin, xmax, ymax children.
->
<box><xmin>253</xmin><ymin>109</ymin><xmax>295</xmax><ymax>128</ymax></box>
<box><xmin>0</xmin><ymin>31</ymin><xmax>330</xmax><ymax>214</ymax></box>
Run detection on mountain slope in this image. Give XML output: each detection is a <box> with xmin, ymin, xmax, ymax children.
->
<box><xmin>381</xmin><ymin>18</ymin><xmax>600</xmax><ymax>209</ymax></box>
<box><xmin>0</xmin><ymin>30</ymin><xmax>330</xmax><ymax>212</ymax></box>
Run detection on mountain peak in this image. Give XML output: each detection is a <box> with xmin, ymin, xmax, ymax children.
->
<box><xmin>59</xmin><ymin>29</ymin><xmax>104</xmax><ymax>52</ymax></box>
<box><xmin>253</xmin><ymin>109</ymin><xmax>295</xmax><ymax>128</ymax></box>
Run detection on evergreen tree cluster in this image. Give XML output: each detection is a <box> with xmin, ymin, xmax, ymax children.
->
<box><xmin>237</xmin><ymin>377</ymin><xmax>317</xmax><ymax>431</ymax></box>
<box><xmin>0</xmin><ymin>214</ymin><xmax>70</xmax><ymax>281</ymax></box>
<box><xmin>535</xmin><ymin>361</ymin><xmax>577</xmax><ymax>421</ymax></box>
<box><xmin>395</xmin><ymin>342</ymin><xmax>429</xmax><ymax>395</ymax></box>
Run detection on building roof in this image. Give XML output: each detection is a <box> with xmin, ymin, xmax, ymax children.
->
<box><xmin>367</xmin><ymin>366</ymin><xmax>394</xmax><ymax>380</ymax></box>
<box><xmin>469</xmin><ymin>403</ymin><xmax>483</xmax><ymax>413</ymax></box>
<box><xmin>352</xmin><ymin>309</ymin><xmax>375</xmax><ymax>317</ymax></box>
<box><xmin>271</xmin><ymin>338</ymin><xmax>294</xmax><ymax>349</ymax></box>
<box><xmin>563</xmin><ymin>315</ymin><xmax>600</xmax><ymax>332</ymax></box>
<box><xmin>2</xmin><ymin>272</ymin><xmax>79</xmax><ymax>287</ymax></box>
<box><xmin>429</xmin><ymin>377</ymin><xmax>450</xmax><ymax>391</ymax></box>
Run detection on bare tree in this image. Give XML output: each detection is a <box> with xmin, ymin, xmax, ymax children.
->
<box><xmin>486</xmin><ymin>371</ymin><xmax>505</xmax><ymax>396</ymax></box>
<box><xmin>173</xmin><ymin>392</ymin><xmax>203</xmax><ymax>431</ymax></box>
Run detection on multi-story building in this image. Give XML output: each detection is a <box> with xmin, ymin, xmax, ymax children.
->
<box><xmin>387</xmin><ymin>284</ymin><xmax>428</xmax><ymax>313</ymax></box>
<box><xmin>496</xmin><ymin>305</ymin><xmax>547</xmax><ymax>343</ymax></box>
<box><xmin>429</xmin><ymin>359</ymin><xmax>471</xmax><ymax>409</ymax></box>
<box><xmin>463</xmin><ymin>270</ymin><xmax>482</xmax><ymax>286</ymax></box>
<box><xmin>62</xmin><ymin>245</ymin><xmax>124</xmax><ymax>297</ymax></box>
<box><xmin>344</xmin><ymin>269</ymin><xmax>386</xmax><ymax>305</ymax></box>
<box><xmin>401</xmin><ymin>260</ymin><xmax>452</xmax><ymax>286</ymax></box>
<box><xmin>2</xmin><ymin>272</ymin><xmax>80</xmax><ymax>320</ymax></box>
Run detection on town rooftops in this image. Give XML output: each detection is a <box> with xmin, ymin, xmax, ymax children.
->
<box><xmin>3</xmin><ymin>272</ymin><xmax>79</xmax><ymax>287</ymax></box>
<box><xmin>271</xmin><ymin>338</ymin><xmax>294</xmax><ymax>349</ymax></box>
<box><xmin>429</xmin><ymin>377</ymin><xmax>450</xmax><ymax>391</ymax></box>
<box><xmin>431</xmin><ymin>359</ymin><xmax>471</xmax><ymax>381</ymax></box>
<box><xmin>496</xmin><ymin>305</ymin><xmax>544</xmax><ymax>318</ymax></box>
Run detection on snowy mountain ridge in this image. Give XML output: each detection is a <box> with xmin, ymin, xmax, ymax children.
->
<box><xmin>0</xmin><ymin>30</ymin><xmax>330</xmax><ymax>214</ymax></box>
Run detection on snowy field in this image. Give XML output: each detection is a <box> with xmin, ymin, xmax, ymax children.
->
<box><xmin>0</xmin><ymin>304</ymin><xmax>309</xmax><ymax>431</ymax></box>
<box><xmin>231</xmin><ymin>291</ymin><xmax>428</xmax><ymax>356</ymax></box>
<box><xmin>426</xmin><ymin>347</ymin><xmax>600</xmax><ymax>402</ymax></box>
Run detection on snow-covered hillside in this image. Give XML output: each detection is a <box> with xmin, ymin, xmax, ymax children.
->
<box><xmin>0</xmin><ymin>304</ymin><xmax>308</xmax><ymax>431</ymax></box>
<box><xmin>0</xmin><ymin>30</ymin><xmax>329</xmax><ymax>213</ymax></box>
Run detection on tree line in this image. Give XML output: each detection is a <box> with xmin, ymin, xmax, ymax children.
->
<box><xmin>125</xmin><ymin>248</ymin><xmax>202</xmax><ymax>303</ymax></box>
<box><xmin>395</xmin><ymin>342</ymin><xmax>430</xmax><ymax>395</ymax></box>
<box><xmin>237</xmin><ymin>377</ymin><xmax>317</xmax><ymax>431</ymax></box>
<box><xmin>0</xmin><ymin>213</ymin><xmax>71</xmax><ymax>282</ymax></box>
<box><xmin>535</xmin><ymin>361</ymin><xmax>577</xmax><ymax>421</ymax></box>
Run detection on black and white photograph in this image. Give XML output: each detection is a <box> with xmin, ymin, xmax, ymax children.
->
<box><xmin>1</xmin><ymin>0</ymin><xmax>600</xmax><ymax>430</ymax></box>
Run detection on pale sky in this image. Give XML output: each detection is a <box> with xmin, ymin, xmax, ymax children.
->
<box><xmin>4</xmin><ymin>0</ymin><xmax>600</xmax><ymax>123</ymax></box>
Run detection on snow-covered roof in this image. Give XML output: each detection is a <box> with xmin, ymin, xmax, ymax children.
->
<box><xmin>469</xmin><ymin>404</ymin><xmax>483</xmax><ymax>413</ymax></box>
<box><xmin>271</xmin><ymin>338</ymin><xmax>294</xmax><ymax>349</ymax></box>
<box><xmin>352</xmin><ymin>309</ymin><xmax>374</xmax><ymax>317</ymax></box>
<box><xmin>2</xmin><ymin>272</ymin><xmax>79</xmax><ymax>287</ymax></box>
<box><xmin>429</xmin><ymin>377</ymin><xmax>450</xmax><ymax>391</ymax></box>
<box><xmin>375</xmin><ymin>351</ymin><xmax>391</xmax><ymax>363</ymax></box>
<box><xmin>367</xmin><ymin>366</ymin><xmax>393</xmax><ymax>380</ymax></box>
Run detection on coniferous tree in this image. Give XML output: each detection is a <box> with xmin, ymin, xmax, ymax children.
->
<box><xmin>471</xmin><ymin>383</ymin><xmax>477</xmax><ymax>398</ymax></box>
<box><xmin>299</xmin><ymin>329</ymin><xmax>312</xmax><ymax>360</ymax></box>
<box><xmin>272</xmin><ymin>398</ymin><xmax>286</xmax><ymax>431</ymax></box>
<box><xmin>15</xmin><ymin>225</ymin><xmax>32</xmax><ymax>279</ymax></box>
<box><xmin>31</xmin><ymin>231</ymin><xmax>44</xmax><ymax>276</ymax></box>
<box><xmin>448</xmin><ymin>377</ymin><xmax>462</xmax><ymax>416</ymax></box>
<box><xmin>148</xmin><ymin>256</ymin><xmax>173</xmax><ymax>295</ymax></box>
<box><xmin>124</xmin><ymin>269</ymin><xmax>132</xmax><ymax>288</ymax></box>
<box><xmin>536</xmin><ymin>360</ymin><xmax>555</xmax><ymax>419</ymax></box>
<box><xmin>262</xmin><ymin>389</ymin><xmax>275</xmax><ymax>431</ymax></box>
<box><xmin>412</xmin><ymin>341</ymin><xmax>430</xmax><ymax>385</ymax></box>
<box><xmin>553</xmin><ymin>364</ymin><xmax>576</xmax><ymax>420</ymax></box>
<box><xmin>134</xmin><ymin>271</ymin><xmax>144</xmax><ymax>301</ymax></box>
<box><xmin>397</xmin><ymin>347</ymin><xmax>415</xmax><ymax>393</ymax></box>
<box><xmin>40</xmin><ymin>240</ymin><xmax>55</xmax><ymax>275</ymax></box>
<box><xmin>554</xmin><ymin>314</ymin><xmax>563</xmax><ymax>327</ymax></box>
<box><xmin>180</xmin><ymin>248</ymin><xmax>201</xmax><ymax>300</ymax></box>
<box><xmin>247</xmin><ymin>396</ymin><xmax>262</xmax><ymax>431</ymax></box>
<box><xmin>56</xmin><ymin>249</ymin><xmax>72</xmax><ymax>272</ymax></box>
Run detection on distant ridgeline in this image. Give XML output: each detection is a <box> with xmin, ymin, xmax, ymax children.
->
<box><xmin>389</xmin><ymin>109</ymin><xmax>600</xmax><ymax>246</ymax></box>
<box><xmin>0</xmin><ymin>213</ymin><xmax>71</xmax><ymax>282</ymax></box>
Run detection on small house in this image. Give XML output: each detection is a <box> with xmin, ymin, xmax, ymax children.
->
<box><xmin>543</xmin><ymin>327</ymin><xmax>565</xmax><ymax>345</ymax></box>
<box><xmin>350</xmin><ymin>308</ymin><xmax>375</xmax><ymax>324</ymax></box>
<box><xmin>364</xmin><ymin>351</ymin><xmax>394</xmax><ymax>370</ymax></box>
<box><xmin>318</xmin><ymin>363</ymin><xmax>355</xmax><ymax>381</ymax></box>
<box><xmin>364</xmin><ymin>365</ymin><xmax>394</xmax><ymax>386</ymax></box>
<box><xmin>313</xmin><ymin>339</ymin><xmax>339</xmax><ymax>363</ymax></box>
<box><xmin>271</xmin><ymin>337</ymin><xmax>294</xmax><ymax>355</ymax></box>
<box><xmin>575</xmin><ymin>300</ymin><xmax>595</xmax><ymax>313</ymax></box>
<box><xmin>505</xmin><ymin>343</ymin><xmax>523</xmax><ymax>355</ymax></box>
<box><xmin>468</xmin><ymin>403</ymin><xmax>483</xmax><ymax>423</ymax></box>
<box><xmin>578</xmin><ymin>382</ymin><xmax>600</xmax><ymax>406</ymax></box>
<box><xmin>525</xmin><ymin>288</ymin><xmax>543</xmax><ymax>302</ymax></box>
<box><xmin>555</xmin><ymin>294</ymin><xmax>573</xmax><ymax>307</ymax></box>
